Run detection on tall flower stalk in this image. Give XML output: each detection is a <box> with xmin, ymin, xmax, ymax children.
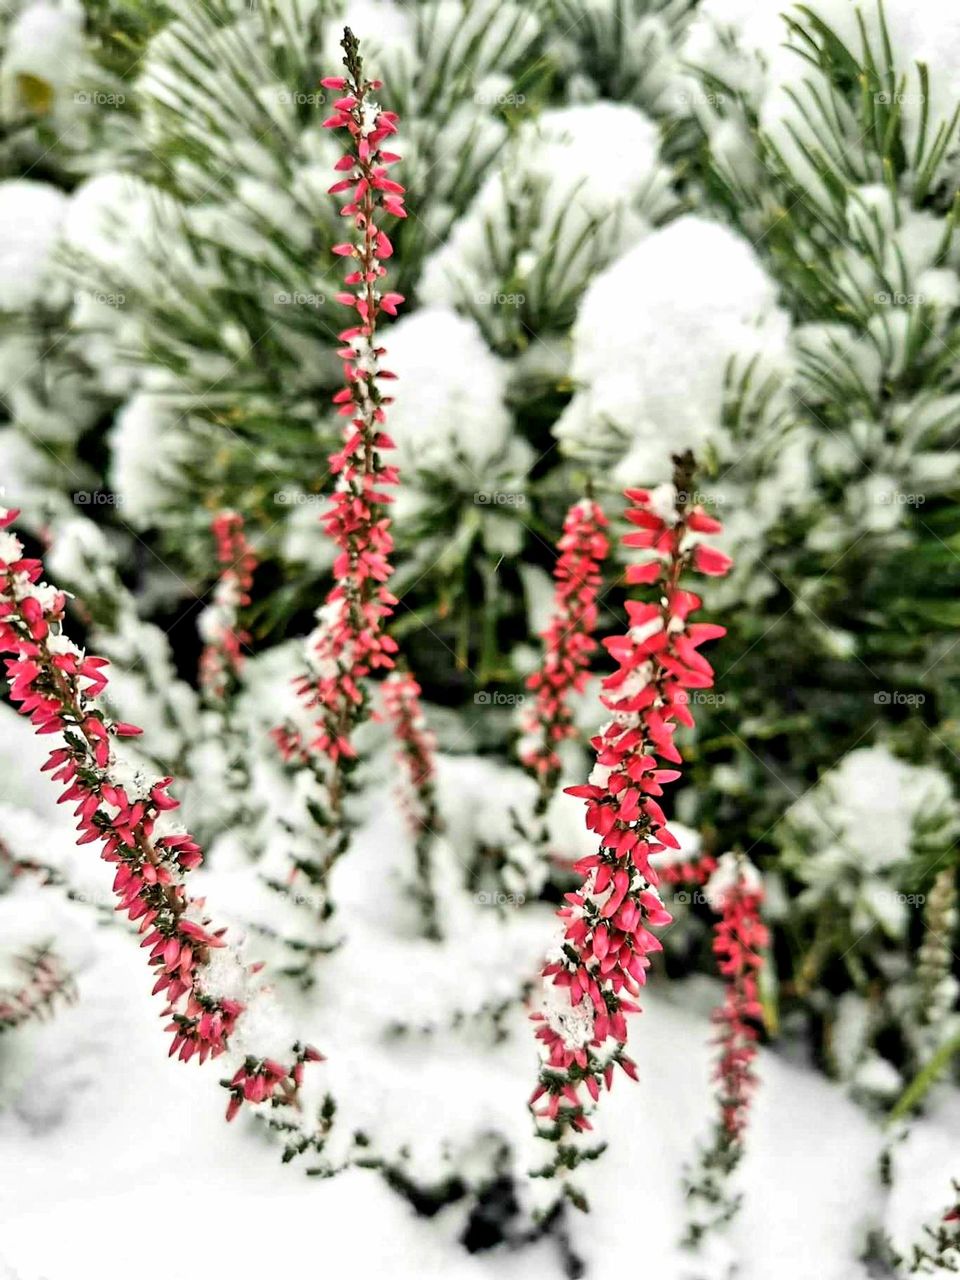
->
<box><xmin>274</xmin><ymin>29</ymin><xmax>405</xmax><ymax>906</ymax></box>
<box><xmin>380</xmin><ymin>669</ymin><xmax>442</xmax><ymax>939</ymax></box>
<box><xmin>529</xmin><ymin>452</ymin><xmax>732</xmax><ymax>1200</ymax></box>
<box><xmin>196</xmin><ymin>509</ymin><xmax>259</xmax><ymax>852</ymax></box>
<box><xmin>0</xmin><ymin>506</ymin><xmax>321</xmax><ymax>1120</ymax></box>
<box><xmin>518</xmin><ymin>496</ymin><xmax>609</xmax><ymax>830</ymax></box>
<box><xmin>199</xmin><ymin>509</ymin><xmax>257</xmax><ymax>704</ymax></box>
<box><xmin>684</xmin><ymin>853</ymin><xmax>768</xmax><ymax>1249</ymax></box>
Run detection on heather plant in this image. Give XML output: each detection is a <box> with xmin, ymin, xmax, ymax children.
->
<box><xmin>1</xmin><ymin>5</ymin><xmax>959</xmax><ymax>1275</ymax></box>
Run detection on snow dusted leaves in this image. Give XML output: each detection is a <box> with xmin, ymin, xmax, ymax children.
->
<box><xmin>780</xmin><ymin>745</ymin><xmax>959</xmax><ymax>943</ymax></box>
<box><xmin>530</xmin><ymin>462</ymin><xmax>732</xmax><ymax>1168</ymax></box>
<box><xmin>0</xmin><ymin>506</ymin><xmax>321</xmax><ymax>1120</ymax></box>
<box><xmin>378</xmin><ymin>306</ymin><xmax>514</xmax><ymax>486</ymax></box>
<box><xmin>420</xmin><ymin>101</ymin><xmax>675</xmax><ymax>342</ymax></box>
<box><xmin>0</xmin><ymin>179</ymin><xmax>68</xmax><ymax>312</ymax></box>
<box><xmin>906</xmin><ymin>1186</ymin><xmax>960</xmax><ymax>1274</ymax></box>
<box><xmin>685</xmin><ymin>0</ymin><xmax>960</xmax><ymax>190</ymax></box>
<box><xmin>785</xmin><ymin>744</ymin><xmax>958</xmax><ymax>877</ymax></box>
<box><xmin>555</xmin><ymin>215</ymin><xmax>791</xmax><ymax>484</ymax></box>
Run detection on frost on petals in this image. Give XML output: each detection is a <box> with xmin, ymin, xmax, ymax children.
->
<box><xmin>0</xmin><ymin>506</ymin><xmax>322</xmax><ymax>1120</ymax></box>
<box><xmin>529</xmin><ymin>453</ymin><xmax>732</xmax><ymax>1190</ymax></box>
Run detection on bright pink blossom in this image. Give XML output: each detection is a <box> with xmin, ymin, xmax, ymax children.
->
<box><xmin>530</xmin><ymin>460</ymin><xmax>732</xmax><ymax>1140</ymax></box>
<box><xmin>0</xmin><ymin>506</ymin><xmax>321</xmax><ymax>1118</ymax></box>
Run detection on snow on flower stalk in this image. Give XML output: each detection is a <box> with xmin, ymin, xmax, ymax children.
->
<box><xmin>529</xmin><ymin>452</ymin><xmax>732</xmax><ymax>1196</ymax></box>
<box><xmin>518</xmin><ymin>496</ymin><xmax>609</xmax><ymax>824</ymax></box>
<box><xmin>380</xmin><ymin>669</ymin><xmax>442</xmax><ymax>940</ymax></box>
<box><xmin>0</xmin><ymin>945</ymin><xmax>76</xmax><ymax>1031</ymax></box>
<box><xmin>273</xmin><ymin>29</ymin><xmax>404</xmax><ymax>901</ymax></box>
<box><xmin>683</xmin><ymin>854</ymin><xmax>768</xmax><ymax>1250</ymax></box>
<box><xmin>0</xmin><ymin>506</ymin><xmax>322</xmax><ymax>1120</ymax></box>
<box><xmin>198</xmin><ymin>509</ymin><xmax>257</xmax><ymax>703</ymax></box>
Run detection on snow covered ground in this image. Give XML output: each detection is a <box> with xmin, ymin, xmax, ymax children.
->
<box><xmin>0</xmin><ymin>703</ymin><xmax>956</xmax><ymax>1280</ymax></box>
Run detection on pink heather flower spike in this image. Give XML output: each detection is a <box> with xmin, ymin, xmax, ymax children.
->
<box><xmin>655</xmin><ymin>851</ymin><xmax>718</xmax><ymax>890</ymax></box>
<box><xmin>199</xmin><ymin>510</ymin><xmax>257</xmax><ymax>702</ymax></box>
<box><xmin>0</xmin><ymin>944</ymin><xmax>76</xmax><ymax>1030</ymax></box>
<box><xmin>529</xmin><ymin>452</ymin><xmax>732</xmax><ymax>1191</ymax></box>
<box><xmin>706</xmin><ymin>855</ymin><xmax>767</xmax><ymax>1144</ymax></box>
<box><xmin>0</xmin><ymin>505</ymin><xmax>322</xmax><ymax>1119</ymax></box>
<box><xmin>273</xmin><ymin>29</ymin><xmax>405</xmax><ymax>896</ymax></box>
<box><xmin>682</xmin><ymin>852</ymin><xmax>767</xmax><ymax>1249</ymax></box>
<box><xmin>519</xmin><ymin>497</ymin><xmax>609</xmax><ymax>824</ymax></box>
<box><xmin>380</xmin><ymin>669</ymin><xmax>442</xmax><ymax>939</ymax></box>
